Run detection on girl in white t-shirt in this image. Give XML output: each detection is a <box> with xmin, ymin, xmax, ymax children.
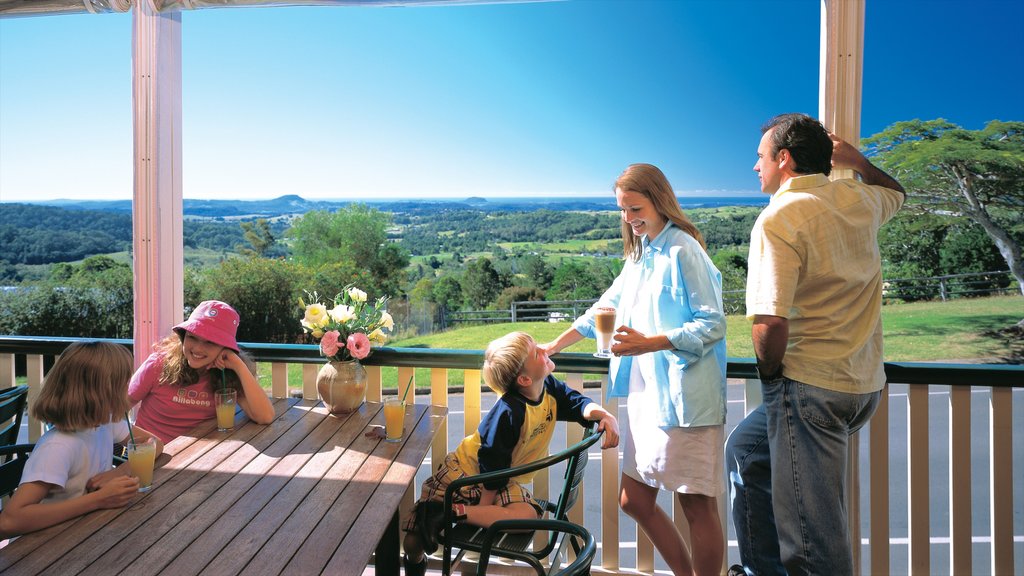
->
<box><xmin>0</xmin><ymin>341</ymin><xmax>163</xmax><ymax>539</ymax></box>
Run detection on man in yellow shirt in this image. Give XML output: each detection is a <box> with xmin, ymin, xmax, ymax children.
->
<box><xmin>727</xmin><ymin>113</ymin><xmax>904</xmax><ymax>576</ymax></box>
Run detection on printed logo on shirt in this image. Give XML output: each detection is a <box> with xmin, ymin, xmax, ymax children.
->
<box><xmin>174</xmin><ymin>388</ymin><xmax>212</xmax><ymax>407</ymax></box>
<box><xmin>525</xmin><ymin>406</ymin><xmax>554</xmax><ymax>443</ymax></box>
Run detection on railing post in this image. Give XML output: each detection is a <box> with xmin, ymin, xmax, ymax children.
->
<box><xmin>949</xmin><ymin>385</ymin><xmax>972</xmax><ymax>574</ymax></box>
<box><xmin>0</xmin><ymin>353</ymin><xmax>13</xmax><ymax>389</ymax></box>
<box><xmin>990</xmin><ymin>387</ymin><xmax>1014</xmax><ymax>576</ymax></box>
<box><xmin>907</xmin><ymin>385</ymin><xmax>930</xmax><ymax>575</ymax></box>
<box><xmin>25</xmin><ymin>354</ymin><xmax>45</xmax><ymax>442</ymax></box>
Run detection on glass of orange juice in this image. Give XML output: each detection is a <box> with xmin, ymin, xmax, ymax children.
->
<box><xmin>383</xmin><ymin>397</ymin><xmax>405</xmax><ymax>442</ymax></box>
<box><xmin>127</xmin><ymin>437</ymin><xmax>157</xmax><ymax>493</ymax></box>
<box><xmin>215</xmin><ymin>389</ymin><xmax>237</xmax><ymax>432</ymax></box>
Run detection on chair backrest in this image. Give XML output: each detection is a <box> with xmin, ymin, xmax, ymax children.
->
<box><xmin>549</xmin><ymin>422</ymin><xmax>599</xmax><ymax>521</ymax></box>
<box><xmin>0</xmin><ymin>444</ymin><xmax>34</xmax><ymax>498</ymax></box>
<box><xmin>0</xmin><ymin>386</ymin><xmax>29</xmax><ymax>448</ymax></box>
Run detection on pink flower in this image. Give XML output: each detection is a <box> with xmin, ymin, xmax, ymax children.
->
<box><xmin>347</xmin><ymin>332</ymin><xmax>371</xmax><ymax>360</ymax></box>
<box><xmin>320</xmin><ymin>330</ymin><xmax>341</xmax><ymax>358</ymax></box>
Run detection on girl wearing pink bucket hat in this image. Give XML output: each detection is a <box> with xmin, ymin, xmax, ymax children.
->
<box><xmin>128</xmin><ymin>300</ymin><xmax>275</xmax><ymax>443</ymax></box>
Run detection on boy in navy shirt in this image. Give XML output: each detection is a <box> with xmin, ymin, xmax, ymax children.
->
<box><xmin>402</xmin><ymin>331</ymin><xmax>619</xmax><ymax>575</ymax></box>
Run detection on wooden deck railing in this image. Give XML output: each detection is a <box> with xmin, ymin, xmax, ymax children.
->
<box><xmin>1</xmin><ymin>336</ymin><xmax>1020</xmax><ymax>575</ymax></box>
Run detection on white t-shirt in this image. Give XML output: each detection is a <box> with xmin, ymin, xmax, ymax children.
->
<box><xmin>20</xmin><ymin>420</ymin><xmax>130</xmax><ymax>502</ymax></box>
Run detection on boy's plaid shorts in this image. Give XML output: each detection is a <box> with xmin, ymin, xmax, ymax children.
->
<box><xmin>403</xmin><ymin>453</ymin><xmax>541</xmax><ymax>532</ymax></box>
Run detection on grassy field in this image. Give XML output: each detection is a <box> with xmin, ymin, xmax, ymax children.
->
<box><xmin>261</xmin><ymin>295</ymin><xmax>1022</xmax><ymax>391</ymax></box>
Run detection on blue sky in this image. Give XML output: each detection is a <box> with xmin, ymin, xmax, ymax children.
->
<box><xmin>1</xmin><ymin>0</ymin><xmax>1022</xmax><ymax>202</ymax></box>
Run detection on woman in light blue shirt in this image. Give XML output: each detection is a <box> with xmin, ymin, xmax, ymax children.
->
<box><xmin>541</xmin><ymin>163</ymin><xmax>727</xmax><ymax>576</ymax></box>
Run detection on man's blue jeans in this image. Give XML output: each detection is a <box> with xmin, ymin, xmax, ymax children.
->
<box><xmin>725</xmin><ymin>376</ymin><xmax>881</xmax><ymax>576</ymax></box>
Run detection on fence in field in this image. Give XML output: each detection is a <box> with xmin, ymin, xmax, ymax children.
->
<box><xmin>445</xmin><ymin>270</ymin><xmax>1016</xmax><ymax>326</ymax></box>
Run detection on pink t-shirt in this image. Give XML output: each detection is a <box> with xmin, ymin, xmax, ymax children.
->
<box><xmin>129</xmin><ymin>352</ymin><xmax>220</xmax><ymax>443</ymax></box>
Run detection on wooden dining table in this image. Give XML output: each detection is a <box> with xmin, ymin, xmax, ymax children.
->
<box><xmin>0</xmin><ymin>396</ymin><xmax>447</xmax><ymax>576</ymax></box>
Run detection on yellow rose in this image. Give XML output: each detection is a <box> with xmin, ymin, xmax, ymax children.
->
<box><xmin>368</xmin><ymin>328</ymin><xmax>387</xmax><ymax>344</ymax></box>
<box><xmin>303</xmin><ymin>303</ymin><xmax>328</xmax><ymax>328</ymax></box>
<box><xmin>312</xmin><ymin>328</ymin><xmax>324</xmax><ymax>339</ymax></box>
<box><xmin>348</xmin><ymin>287</ymin><xmax>367</xmax><ymax>303</ymax></box>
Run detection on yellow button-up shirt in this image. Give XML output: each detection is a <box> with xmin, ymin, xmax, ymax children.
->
<box><xmin>746</xmin><ymin>174</ymin><xmax>903</xmax><ymax>393</ymax></box>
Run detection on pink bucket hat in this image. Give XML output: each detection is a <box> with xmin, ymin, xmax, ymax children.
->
<box><xmin>173</xmin><ymin>300</ymin><xmax>240</xmax><ymax>352</ymax></box>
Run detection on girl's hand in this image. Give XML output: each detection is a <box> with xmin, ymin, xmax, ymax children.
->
<box><xmin>86</xmin><ymin>468</ymin><xmax>126</xmax><ymax>493</ymax></box>
<box><xmin>93</xmin><ymin>476</ymin><xmax>140</xmax><ymax>509</ymax></box>
<box><xmin>213</xmin><ymin>349</ymin><xmax>242</xmax><ymax>372</ymax></box>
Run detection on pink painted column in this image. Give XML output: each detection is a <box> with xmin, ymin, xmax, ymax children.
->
<box><xmin>132</xmin><ymin>1</ymin><xmax>184</xmax><ymax>366</ymax></box>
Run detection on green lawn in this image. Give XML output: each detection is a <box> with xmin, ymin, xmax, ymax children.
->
<box><xmin>260</xmin><ymin>295</ymin><xmax>1022</xmax><ymax>391</ymax></box>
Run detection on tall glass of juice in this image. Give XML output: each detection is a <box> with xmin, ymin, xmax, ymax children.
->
<box><xmin>384</xmin><ymin>397</ymin><xmax>405</xmax><ymax>442</ymax></box>
<box><xmin>215</xmin><ymin>389</ymin><xmax>237</xmax><ymax>432</ymax></box>
<box><xmin>127</xmin><ymin>437</ymin><xmax>157</xmax><ymax>493</ymax></box>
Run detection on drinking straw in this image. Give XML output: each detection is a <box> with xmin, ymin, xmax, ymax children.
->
<box><xmin>221</xmin><ymin>368</ymin><xmax>227</xmax><ymax>392</ymax></box>
<box><xmin>399</xmin><ymin>373</ymin><xmax>415</xmax><ymax>404</ymax></box>
<box><xmin>125</xmin><ymin>411</ymin><xmax>136</xmax><ymax>446</ymax></box>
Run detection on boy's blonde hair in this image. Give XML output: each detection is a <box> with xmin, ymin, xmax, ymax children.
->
<box><xmin>31</xmin><ymin>341</ymin><xmax>135</xmax><ymax>432</ymax></box>
<box><xmin>482</xmin><ymin>331</ymin><xmax>534</xmax><ymax>395</ymax></box>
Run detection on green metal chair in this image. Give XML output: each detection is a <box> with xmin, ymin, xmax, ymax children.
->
<box><xmin>477</xmin><ymin>518</ymin><xmax>596</xmax><ymax>576</ymax></box>
<box><xmin>440</xmin><ymin>422</ymin><xmax>602</xmax><ymax>575</ymax></box>
<box><xmin>0</xmin><ymin>385</ymin><xmax>29</xmax><ymax>449</ymax></box>
<box><xmin>0</xmin><ymin>443</ymin><xmax>33</xmax><ymax>498</ymax></box>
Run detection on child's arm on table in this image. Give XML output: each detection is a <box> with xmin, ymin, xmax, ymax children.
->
<box><xmin>0</xmin><ymin>477</ymin><xmax>140</xmax><ymax>538</ymax></box>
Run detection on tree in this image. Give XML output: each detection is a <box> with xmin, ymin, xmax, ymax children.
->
<box><xmin>287</xmin><ymin>204</ymin><xmax>409</xmax><ymax>298</ymax></box>
<box><xmin>494</xmin><ymin>286</ymin><xmax>546</xmax><ymax>311</ymax></box>
<box><xmin>198</xmin><ymin>257</ymin><xmax>307</xmax><ymax>344</ymax></box>
<box><xmin>432</xmin><ymin>275</ymin><xmax>463</xmax><ymax>313</ymax></box>
<box><xmin>521</xmin><ymin>255</ymin><xmax>554</xmax><ymax>291</ymax></box>
<box><xmin>547</xmin><ymin>260</ymin><xmax>602</xmax><ymax>301</ymax></box>
<box><xmin>711</xmin><ymin>249</ymin><xmax>748</xmax><ymax>295</ymax></box>
<box><xmin>237</xmin><ymin>218</ymin><xmax>276</xmax><ymax>257</ymax></box>
<box><xmin>864</xmin><ymin>119</ymin><xmax>1024</xmax><ymax>295</ymax></box>
<box><xmin>461</xmin><ymin>258</ymin><xmax>504</xmax><ymax>309</ymax></box>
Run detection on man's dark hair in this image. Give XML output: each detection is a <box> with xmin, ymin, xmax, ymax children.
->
<box><xmin>761</xmin><ymin>113</ymin><xmax>833</xmax><ymax>176</ymax></box>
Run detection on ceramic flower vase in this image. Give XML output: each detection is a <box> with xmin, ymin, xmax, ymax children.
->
<box><xmin>316</xmin><ymin>359</ymin><xmax>367</xmax><ymax>414</ymax></box>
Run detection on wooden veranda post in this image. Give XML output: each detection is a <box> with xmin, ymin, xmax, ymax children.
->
<box><xmin>132</xmin><ymin>1</ymin><xmax>185</xmax><ymax>365</ymax></box>
<box><xmin>819</xmin><ymin>0</ymin><xmax>867</xmax><ymax>573</ymax></box>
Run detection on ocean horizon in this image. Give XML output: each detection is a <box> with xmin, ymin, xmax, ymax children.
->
<box><xmin>6</xmin><ymin>194</ymin><xmax>768</xmax><ymax>214</ymax></box>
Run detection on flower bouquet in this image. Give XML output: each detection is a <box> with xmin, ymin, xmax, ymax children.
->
<box><xmin>300</xmin><ymin>286</ymin><xmax>393</xmax><ymax>414</ymax></box>
<box><xmin>300</xmin><ymin>286</ymin><xmax>393</xmax><ymax>362</ymax></box>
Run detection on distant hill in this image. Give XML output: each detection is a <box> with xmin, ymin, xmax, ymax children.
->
<box><xmin>20</xmin><ymin>194</ymin><xmax>765</xmax><ymax>219</ymax></box>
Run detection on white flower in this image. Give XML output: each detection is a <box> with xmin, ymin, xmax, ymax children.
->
<box><xmin>379</xmin><ymin>311</ymin><xmax>394</xmax><ymax>331</ymax></box>
<box><xmin>303</xmin><ymin>304</ymin><xmax>328</xmax><ymax>329</ymax></box>
<box><xmin>328</xmin><ymin>304</ymin><xmax>355</xmax><ymax>324</ymax></box>
<box><xmin>348</xmin><ymin>287</ymin><xmax>367</xmax><ymax>303</ymax></box>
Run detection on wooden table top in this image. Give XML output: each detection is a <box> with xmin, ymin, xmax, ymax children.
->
<box><xmin>0</xmin><ymin>397</ymin><xmax>446</xmax><ymax>576</ymax></box>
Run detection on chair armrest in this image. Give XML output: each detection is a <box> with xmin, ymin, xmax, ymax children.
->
<box><xmin>476</xmin><ymin>518</ymin><xmax>595</xmax><ymax>576</ymax></box>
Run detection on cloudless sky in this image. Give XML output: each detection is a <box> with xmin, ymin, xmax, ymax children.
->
<box><xmin>1</xmin><ymin>0</ymin><xmax>1022</xmax><ymax>202</ymax></box>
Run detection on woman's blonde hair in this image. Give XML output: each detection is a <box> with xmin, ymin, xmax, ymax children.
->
<box><xmin>482</xmin><ymin>331</ymin><xmax>534</xmax><ymax>395</ymax></box>
<box><xmin>31</xmin><ymin>341</ymin><xmax>134</xmax><ymax>432</ymax></box>
<box><xmin>154</xmin><ymin>334</ymin><xmax>255</xmax><ymax>391</ymax></box>
<box><xmin>616</xmin><ymin>163</ymin><xmax>707</xmax><ymax>262</ymax></box>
